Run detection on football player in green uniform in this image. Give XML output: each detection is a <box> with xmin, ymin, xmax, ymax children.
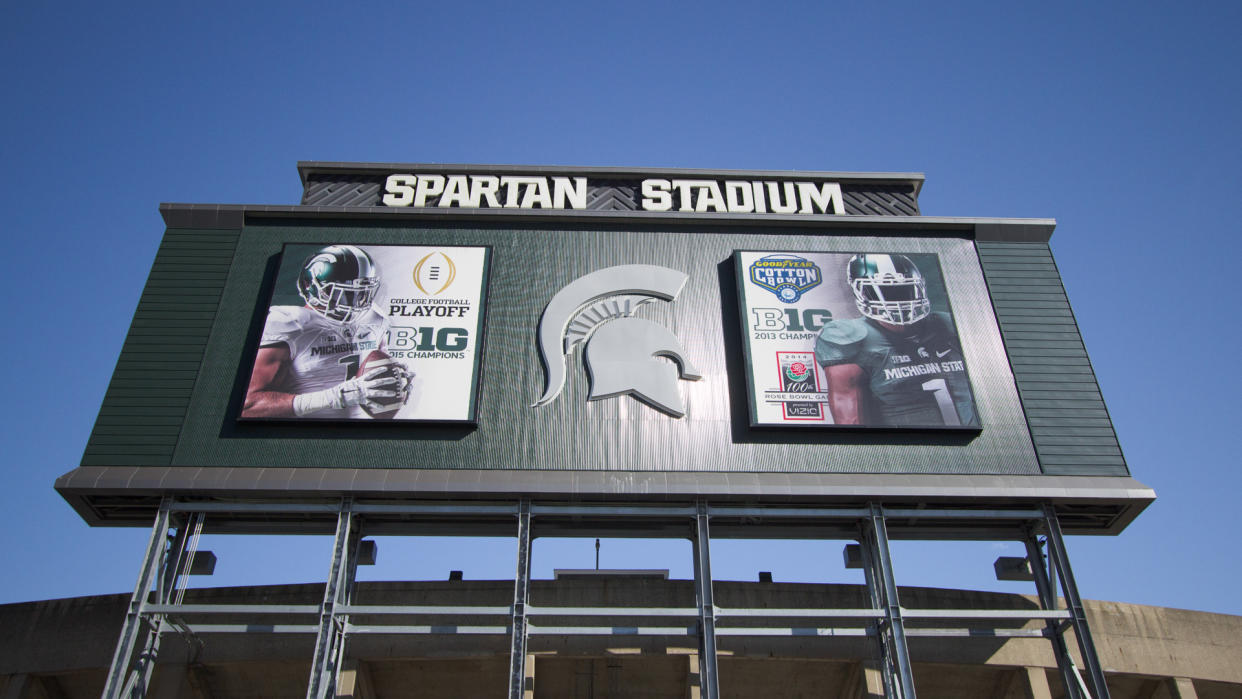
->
<box><xmin>814</xmin><ymin>254</ymin><xmax>978</xmax><ymax>427</ymax></box>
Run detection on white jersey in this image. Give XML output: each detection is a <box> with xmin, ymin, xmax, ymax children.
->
<box><xmin>261</xmin><ymin>305</ymin><xmax>390</xmax><ymax>419</ymax></box>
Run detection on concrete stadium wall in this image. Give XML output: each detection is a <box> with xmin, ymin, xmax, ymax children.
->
<box><xmin>2</xmin><ymin>579</ymin><xmax>1239</xmax><ymax>698</ymax></box>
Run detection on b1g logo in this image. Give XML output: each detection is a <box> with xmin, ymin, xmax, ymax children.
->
<box><xmin>388</xmin><ymin>326</ymin><xmax>469</xmax><ymax>352</ymax></box>
<box><xmin>749</xmin><ymin>254</ymin><xmax>821</xmax><ymax>303</ymax></box>
<box><xmin>413</xmin><ymin>251</ymin><xmax>457</xmax><ymax>295</ymax></box>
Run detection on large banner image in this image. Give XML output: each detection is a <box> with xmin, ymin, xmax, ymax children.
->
<box><xmin>240</xmin><ymin>243</ymin><xmax>490</xmax><ymax>423</ymax></box>
<box><xmin>736</xmin><ymin>251</ymin><xmax>980</xmax><ymax>429</ymax></box>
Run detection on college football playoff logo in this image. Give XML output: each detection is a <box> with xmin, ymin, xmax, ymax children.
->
<box><xmin>413</xmin><ymin>251</ymin><xmax>457</xmax><ymax>295</ymax></box>
<box><xmin>532</xmin><ymin>265</ymin><xmax>701</xmax><ymax>417</ymax></box>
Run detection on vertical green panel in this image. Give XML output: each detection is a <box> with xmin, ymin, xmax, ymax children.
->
<box><xmin>976</xmin><ymin>241</ymin><xmax>1128</xmax><ymax>476</ymax></box>
<box><xmin>81</xmin><ymin>229</ymin><xmax>240</xmax><ymax>466</ymax></box>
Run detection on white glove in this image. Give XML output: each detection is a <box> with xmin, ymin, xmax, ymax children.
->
<box><xmin>293</xmin><ymin>363</ymin><xmax>413</xmax><ymax>416</ymax></box>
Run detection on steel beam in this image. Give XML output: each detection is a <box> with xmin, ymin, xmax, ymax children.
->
<box><xmin>145</xmin><ymin>603</ymin><xmax>321</xmax><ymax>615</ymax></box>
<box><xmin>306</xmin><ymin>498</ymin><xmax>356</xmax><ymax>699</ymax></box>
<box><xmin>127</xmin><ymin>511</ymin><xmax>204</xmax><ymax>696</ymax></box>
<box><xmin>716</xmin><ymin>607</ymin><xmax>881</xmax><ymax>618</ymax></box>
<box><xmin>529</xmin><ymin>625</ymin><xmax>696</xmax><ymax>636</ymax></box>
<box><xmin>1043</xmin><ymin>504</ymin><xmax>1111</xmax><ymax>699</ymax></box>
<box><xmin>864</xmin><ymin>503</ymin><xmax>917</xmax><ymax>698</ymax></box>
<box><xmin>507</xmin><ymin>500</ymin><xmax>532</xmax><ymax>699</ymax></box>
<box><xmin>716</xmin><ymin>627</ymin><xmax>871</xmax><ymax>637</ymax></box>
<box><xmin>881</xmin><ymin>507</ymin><xmax>1043</xmax><ymax>520</ymax></box>
<box><xmin>692</xmin><ymin>501</ymin><xmax>720</xmax><ymax>699</ymax></box>
<box><xmin>101</xmin><ymin>497</ymin><xmax>173</xmax><ymax>699</ymax></box>
<box><xmin>707</xmin><ymin>505</ymin><xmax>871</xmax><ymax>518</ymax></box>
<box><xmin>347</xmin><ymin>624</ymin><xmax>510</xmax><ymax>635</ymax></box>
<box><xmin>532</xmin><ymin>504</ymin><xmax>696</xmax><ymax>517</ymax></box>
<box><xmin>1025</xmin><ymin>529</ymin><xmax>1085</xmax><ymax>699</ymax></box>
<box><xmin>857</xmin><ymin>519</ymin><xmax>897</xmax><ymax>699</ymax></box>
<box><xmin>181</xmin><ymin>624</ymin><xmax>320</xmax><ymax>634</ymax></box>
<box><xmin>528</xmin><ymin>605</ymin><xmax>696</xmax><ymax>617</ymax></box>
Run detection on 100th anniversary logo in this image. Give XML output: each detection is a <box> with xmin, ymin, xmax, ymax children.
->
<box><xmin>749</xmin><ymin>254</ymin><xmax>821</xmax><ymax>303</ymax></box>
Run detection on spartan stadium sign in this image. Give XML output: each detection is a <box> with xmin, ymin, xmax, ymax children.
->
<box><xmin>381</xmin><ymin>174</ymin><xmax>846</xmax><ymax>214</ymax></box>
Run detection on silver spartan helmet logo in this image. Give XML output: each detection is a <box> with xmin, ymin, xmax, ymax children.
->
<box><xmin>532</xmin><ymin>265</ymin><xmax>702</xmax><ymax>417</ymax></box>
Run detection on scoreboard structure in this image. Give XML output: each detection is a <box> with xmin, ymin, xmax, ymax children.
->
<box><xmin>59</xmin><ymin>163</ymin><xmax>1153</xmax><ymax>699</ymax></box>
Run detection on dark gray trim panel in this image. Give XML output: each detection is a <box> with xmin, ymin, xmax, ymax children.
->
<box><xmin>157</xmin><ymin>204</ymin><xmax>244</xmax><ymax>230</ymax></box>
<box><xmin>158</xmin><ymin>203</ymin><xmax>1055</xmax><ymax>242</ymax></box>
<box><xmin>56</xmin><ymin>466</ymin><xmax>1154</xmax><ymax>535</ymax></box>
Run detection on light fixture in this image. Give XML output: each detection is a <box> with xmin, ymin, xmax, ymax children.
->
<box><xmin>842</xmin><ymin>544</ymin><xmax>863</xmax><ymax>569</ymax></box>
<box><xmin>993</xmin><ymin>556</ymin><xmax>1034</xmax><ymax>581</ymax></box>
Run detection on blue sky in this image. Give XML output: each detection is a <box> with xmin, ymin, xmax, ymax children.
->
<box><xmin>2</xmin><ymin>2</ymin><xmax>1240</xmax><ymax>615</ymax></box>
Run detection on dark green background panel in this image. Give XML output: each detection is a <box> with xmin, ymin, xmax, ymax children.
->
<box><xmin>161</xmin><ymin>221</ymin><xmax>1039</xmax><ymax>475</ymax></box>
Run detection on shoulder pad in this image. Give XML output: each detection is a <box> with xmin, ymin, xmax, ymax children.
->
<box><xmin>357</xmin><ymin>307</ymin><xmax>387</xmax><ymax>329</ymax></box>
<box><xmin>815</xmin><ymin>319</ymin><xmax>867</xmax><ymax>365</ymax></box>
<box><xmin>261</xmin><ymin>306</ymin><xmax>313</xmax><ymax>345</ymax></box>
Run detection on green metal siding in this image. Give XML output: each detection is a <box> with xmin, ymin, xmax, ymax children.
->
<box><xmin>81</xmin><ymin>229</ymin><xmax>240</xmax><ymax>466</ymax></box>
<box><xmin>976</xmin><ymin>241</ymin><xmax>1129</xmax><ymax>476</ymax></box>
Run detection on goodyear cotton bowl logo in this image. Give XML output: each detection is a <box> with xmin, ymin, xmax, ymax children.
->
<box><xmin>413</xmin><ymin>251</ymin><xmax>457</xmax><ymax>295</ymax></box>
<box><xmin>749</xmin><ymin>254</ymin><xmax>821</xmax><ymax>303</ymax></box>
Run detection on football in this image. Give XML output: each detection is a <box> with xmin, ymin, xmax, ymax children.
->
<box><xmin>358</xmin><ymin>350</ymin><xmax>410</xmax><ymax>419</ymax></box>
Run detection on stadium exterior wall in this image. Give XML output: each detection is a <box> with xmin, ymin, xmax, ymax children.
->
<box><xmin>1</xmin><ymin>579</ymin><xmax>1238</xmax><ymax>698</ymax></box>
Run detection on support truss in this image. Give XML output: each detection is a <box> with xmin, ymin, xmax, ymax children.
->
<box><xmin>102</xmin><ymin>497</ymin><xmax>1114</xmax><ymax>699</ymax></box>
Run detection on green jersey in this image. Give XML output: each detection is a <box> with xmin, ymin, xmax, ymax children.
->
<box><xmin>814</xmin><ymin>312</ymin><xmax>978</xmax><ymax>427</ymax></box>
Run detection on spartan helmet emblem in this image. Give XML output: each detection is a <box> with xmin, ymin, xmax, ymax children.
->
<box><xmin>533</xmin><ymin>265</ymin><xmax>702</xmax><ymax>417</ymax></box>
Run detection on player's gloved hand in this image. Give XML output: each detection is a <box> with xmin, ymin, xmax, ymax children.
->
<box><xmin>292</xmin><ymin>364</ymin><xmax>413</xmax><ymax>416</ymax></box>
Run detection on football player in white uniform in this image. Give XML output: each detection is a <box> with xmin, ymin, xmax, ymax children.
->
<box><xmin>241</xmin><ymin>245</ymin><xmax>412</xmax><ymax>419</ymax></box>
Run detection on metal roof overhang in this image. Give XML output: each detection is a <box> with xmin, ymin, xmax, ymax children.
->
<box><xmin>55</xmin><ymin>467</ymin><xmax>1153</xmax><ymax>537</ymax></box>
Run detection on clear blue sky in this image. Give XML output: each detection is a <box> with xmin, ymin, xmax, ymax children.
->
<box><xmin>2</xmin><ymin>2</ymin><xmax>1240</xmax><ymax>615</ymax></box>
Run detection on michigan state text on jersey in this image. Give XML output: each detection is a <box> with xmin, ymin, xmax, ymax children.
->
<box><xmin>815</xmin><ymin>313</ymin><xmax>977</xmax><ymax>427</ymax></box>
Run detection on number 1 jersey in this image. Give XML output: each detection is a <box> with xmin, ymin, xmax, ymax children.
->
<box><xmin>260</xmin><ymin>305</ymin><xmax>390</xmax><ymax>419</ymax></box>
<box><xmin>814</xmin><ymin>312</ymin><xmax>977</xmax><ymax>427</ymax></box>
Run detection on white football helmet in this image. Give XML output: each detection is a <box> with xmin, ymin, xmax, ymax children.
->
<box><xmin>296</xmin><ymin>245</ymin><xmax>380</xmax><ymax>324</ymax></box>
<box><xmin>848</xmin><ymin>254</ymin><xmax>931</xmax><ymax>325</ymax></box>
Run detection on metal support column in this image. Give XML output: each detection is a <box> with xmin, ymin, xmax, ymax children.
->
<box><xmin>332</xmin><ymin>517</ymin><xmax>364</xmax><ymax>695</ymax></box>
<box><xmin>125</xmin><ymin>511</ymin><xmax>205</xmax><ymax>697</ymax></box>
<box><xmin>1024</xmin><ymin>529</ymin><xmax>1085</xmax><ymax>699</ymax></box>
<box><xmin>508</xmin><ymin>500</ymin><xmax>532</xmax><ymax>699</ymax></box>
<box><xmin>1042</xmin><ymin>504</ymin><xmax>1111</xmax><ymax>699</ymax></box>
<box><xmin>102</xmin><ymin>497</ymin><xmax>174</xmax><ymax>699</ymax></box>
<box><xmin>863</xmin><ymin>504</ymin><xmax>916</xmax><ymax>698</ymax></box>
<box><xmin>692</xmin><ymin>500</ymin><xmax>720</xmax><ymax>699</ymax></box>
<box><xmin>858</xmin><ymin>526</ymin><xmax>897</xmax><ymax>699</ymax></box>
<box><xmin>307</xmin><ymin>497</ymin><xmax>356</xmax><ymax>699</ymax></box>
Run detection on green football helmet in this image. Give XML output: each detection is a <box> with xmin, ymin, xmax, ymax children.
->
<box><xmin>297</xmin><ymin>245</ymin><xmax>380</xmax><ymax>323</ymax></box>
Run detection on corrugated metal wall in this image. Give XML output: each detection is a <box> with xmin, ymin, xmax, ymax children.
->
<box><xmin>81</xmin><ymin>230</ymin><xmax>240</xmax><ymax>467</ymax></box>
<box><xmin>976</xmin><ymin>241</ymin><xmax>1129</xmax><ymax>476</ymax></box>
